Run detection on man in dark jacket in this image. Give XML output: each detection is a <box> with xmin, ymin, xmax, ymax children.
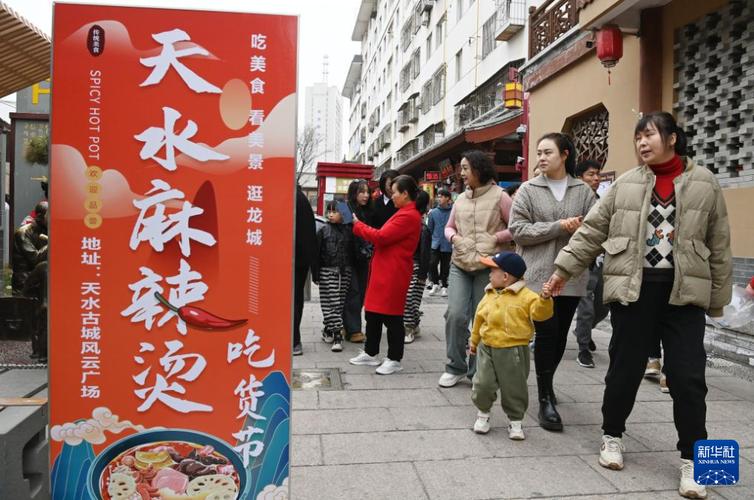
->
<box><xmin>572</xmin><ymin>160</ymin><xmax>608</xmax><ymax>369</ymax></box>
<box><xmin>294</xmin><ymin>187</ymin><xmax>318</xmax><ymax>355</ymax></box>
<box><xmin>372</xmin><ymin>170</ymin><xmax>399</xmax><ymax>228</ymax></box>
<box><xmin>12</xmin><ymin>201</ymin><xmax>48</xmax><ymax>296</ymax></box>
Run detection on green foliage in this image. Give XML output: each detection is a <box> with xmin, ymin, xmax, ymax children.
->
<box><xmin>25</xmin><ymin>135</ymin><xmax>49</xmax><ymax>165</ymax></box>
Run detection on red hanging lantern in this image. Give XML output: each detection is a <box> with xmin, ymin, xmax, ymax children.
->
<box><xmin>596</xmin><ymin>24</ymin><xmax>623</xmax><ymax>84</ymax></box>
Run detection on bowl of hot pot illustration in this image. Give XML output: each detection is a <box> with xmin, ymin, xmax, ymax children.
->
<box><xmin>87</xmin><ymin>428</ymin><xmax>251</xmax><ymax>500</ymax></box>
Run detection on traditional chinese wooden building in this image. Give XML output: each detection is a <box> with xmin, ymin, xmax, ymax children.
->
<box><xmin>519</xmin><ymin>0</ymin><xmax>754</xmax><ymax>362</ymax></box>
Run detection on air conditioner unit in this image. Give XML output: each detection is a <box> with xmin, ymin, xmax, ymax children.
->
<box><xmin>421</xmin><ymin>11</ymin><xmax>430</xmax><ymax>27</ymax></box>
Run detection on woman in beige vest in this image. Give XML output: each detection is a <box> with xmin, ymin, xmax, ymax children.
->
<box><xmin>438</xmin><ymin>150</ymin><xmax>513</xmax><ymax>388</ymax></box>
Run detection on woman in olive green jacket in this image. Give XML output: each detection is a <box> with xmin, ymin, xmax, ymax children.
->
<box><xmin>548</xmin><ymin>112</ymin><xmax>732</xmax><ymax>499</ymax></box>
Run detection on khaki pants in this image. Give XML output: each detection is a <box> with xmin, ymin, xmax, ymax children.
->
<box><xmin>471</xmin><ymin>343</ymin><xmax>530</xmax><ymax>421</ymax></box>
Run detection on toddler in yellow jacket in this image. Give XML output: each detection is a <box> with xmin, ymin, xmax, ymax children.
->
<box><xmin>470</xmin><ymin>251</ymin><xmax>554</xmax><ymax>440</ymax></box>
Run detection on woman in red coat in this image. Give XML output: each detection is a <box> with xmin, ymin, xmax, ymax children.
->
<box><xmin>349</xmin><ymin>175</ymin><xmax>422</xmax><ymax>375</ymax></box>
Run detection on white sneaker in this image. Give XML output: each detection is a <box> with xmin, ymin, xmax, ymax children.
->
<box><xmin>438</xmin><ymin>372</ymin><xmax>464</xmax><ymax>388</ymax></box>
<box><xmin>645</xmin><ymin>358</ymin><xmax>661</xmax><ymax>377</ymax></box>
<box><xmin>375</xmin><ymin>359</ymin><xmax>403</xmax><ymax>375</ymax></box>
<box><xmin>441</xmin><ymin>287</ymin><xmax>448</xmax><ymax>297</ymax></box>
<box><xmin>473</xmin><ymin>411</ymin><xmax>490</xmax><ymax>434</ymax></box>
<box><xmin>349</xmin><ymin>350</ymin><xmax>381</xmax><ymax>366</ymax></box>
<box><xmin>508</xmin><ymin>421</ymin><xmax>525</xmax><ymax>440</ymax></box>
<box><xmin>428</xmin><ymin>284</ymin><xmax>440</xmax><ymax>296</ymax></box>
<box><xmin>660</xmin><ymin>373</ymin><xmax>670</xmax><ymax>393</ymax></box>
<box><xmin>331</xmin><ymin>336</ymin><xmax>343</xmax><ymax>352</ymax></box>
<box><xmin>679</xmin><ymin>458</ymin><xmax>707</xmax><ymax>498</ymax></box>
<box><xmin>404</xmin><ymin>331</ymin><xmax>415</xmax><ymax>344</ymax></box>
<box><xmin>598</xmin><ymin>435</ymin><xmax>625</xmax><ymax>470</ymax></box>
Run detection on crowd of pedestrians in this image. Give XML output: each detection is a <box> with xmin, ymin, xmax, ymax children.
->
<box><xmin>292</xmin><ymin>111</ymin><xmax>733</xmax><ymax>499</ymax></box>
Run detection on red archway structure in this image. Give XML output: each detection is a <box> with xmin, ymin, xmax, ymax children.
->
<box><xmin>315</xmin><ymin>162</ymin><xmax>374</xmax><ymax>215</ymax></box>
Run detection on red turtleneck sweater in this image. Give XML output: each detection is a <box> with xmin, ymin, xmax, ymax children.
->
<box><xmin>650</xmin><ymin>154</ymin><xmax>683</xmax><ymax>199</ymax></box>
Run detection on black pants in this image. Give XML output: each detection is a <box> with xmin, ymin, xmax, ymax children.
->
<box><xmin>343</xmin><ymin>261</ymin><xmax>369</xmax><ymax>336</ymax></box>
<box><xmin>602</xmin><ymin>280</ymin><xmax>707</xmax><ymax>459</ymax></box>
<box><xmin>365</xmin><ymin>311</ymin><xmax>405</xmax><ymax>361</ymax></box>
<box><xmin>293</xmin><ymin>264</ymin><xmax>308</xmax><ymax>346</ymax></box>
<box><xmin>533</xmin><ymin>296</ymin><xmax>580</xmax><ymax>375</ymax></box>
<box><xmin>428</xmin><ymin>250</ymin><xmax>451</xmax><ymax>288</ymax></box>
<box><xmin>648</xmin><ymin>327</ymin><xmax>663</xmax><ymax>359</ymax></box>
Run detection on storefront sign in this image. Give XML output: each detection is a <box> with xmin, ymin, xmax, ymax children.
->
<box><xmin>49</xmin><ymin>5</ymin><xmax>296</xmax><ymax>499</ymax></box>
<box><xmin>441</xmin><ymin>163</ymin><xmax>455</xmax><ymax>179</ymax></box>
<box><xmin>335</xmin><ymin>177</ymin><xmax>353</xmax><ymax>194</ymax></box>
<box><xmin>424</xmin><ymin>171</ymin><xmax>440</xmax><ymax>182</ymax></box>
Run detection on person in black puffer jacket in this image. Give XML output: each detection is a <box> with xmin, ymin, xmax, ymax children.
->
<box><xmin>403</xmin><ymin>190</ymin><xmax>432</xmax><ymax>343</ymax></box>
<box><xmin>314</xmin><ymin>200</ymin><xmax>354</xmax><ymax>352</ymax></box>
<box><xmin>294</xmin><ymin>186</ymin><xmax>318</xmax><ymax>355</ymax></box>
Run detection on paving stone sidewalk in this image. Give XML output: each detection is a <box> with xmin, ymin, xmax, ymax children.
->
<box><xmin>291</xmin><ymin>287</ymin><xmax>754</xmax><ymax>500</ymax></box>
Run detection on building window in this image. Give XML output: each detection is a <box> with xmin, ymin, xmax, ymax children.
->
<box><xmin>455</xmin><ymin>49</ymin><xmax>462</xmax><ymax>83</ymax></box>
<box><xmin>411</xmin><ymin>48</ymin><xmax>421</xmax><ymax>79</ymax></box>
<box><xmin>433</xmin><ymin>65</ymin><xmax>446</xmax><ymax>105</ymax></box>
<box><xmin>567</xmin><ymin>105</ymin><xmax>610</xmax><ymax>166</ymax></box>
<box><xmin>426</xmin><ymin>33</ymin><xmax>433</xmax><ymax>60</ymax></box>
<box><xmin>457</xmin><ymin>0</ymin><xmax>464</xmax><ymax>23</ymax></box>
<box><xmin>401</xmin><ymin>15</ymin><xmax>413</xmax><ymax>52</ymax></box>
<box><xmin>482</xmin><ymin>12</ymin><xmax>497</xmax><ymax>59</ymax></box>
<box><xmin>421</xmin><ymin>79</ymin><xmax>433</xmax><ymax>114</ymax></box>
<box><xmin>435</xmin><ymin>15</ymin><xmax>445</xmax><ymax>49</ymax></box>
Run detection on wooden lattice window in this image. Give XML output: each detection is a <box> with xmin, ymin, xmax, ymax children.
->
<box><xmin>568</xmin><ymin>105</ymin><xmax>609</xmax><ymax>166</ymax></box>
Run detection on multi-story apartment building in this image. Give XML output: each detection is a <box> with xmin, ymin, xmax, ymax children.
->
<box><xmin>343</xmin><ymin>0</ymin><xmax>539</xmax><ymax>185</ymax></box>
<box><xmin>303</xmin><ymin>82</ymin><xmax>344</xmax><ymax>190</ymax></box>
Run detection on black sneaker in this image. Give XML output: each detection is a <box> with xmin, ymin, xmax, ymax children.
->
<box><xmin>322</xmin><ymin>330</ymin><xmax>335</xmax><ymax>343</ymax></box>
<box><xmin>331</xmin><ymin>336</ymin><xmax>343</xmax><ymax>352</ymax></box>
<box><xmin>293</xmin><ymin>343</ymin><xmax>303</xmax><ymax>356</ymax></box>
<box><xmin>577</xmin><ymin>350</ymin><xmax>595</xmax><ymax>368</ymax></box>
<box><xmin>588</xmin><ymin>340</ymin><xmax>597</xmax><ymax>352</ymax></box>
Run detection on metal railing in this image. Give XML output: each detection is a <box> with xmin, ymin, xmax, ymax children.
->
<box><xmin>495</xmin><ymin>0</ymin><xmax>527</xmax><ymax>42</ymax></box>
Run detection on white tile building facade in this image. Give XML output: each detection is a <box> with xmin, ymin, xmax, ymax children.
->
<box><xmin>343</xmin><ymin>0</ymin><xmax>537</xmax><ymax>177</ymax></box>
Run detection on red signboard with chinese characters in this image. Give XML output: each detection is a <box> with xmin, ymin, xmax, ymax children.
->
<box><xmin>49</xmin><ymin>5</ymin><xmax>296</xmax><ymax>499</ymax></box>
<box><xmin>424</xmin><ymin>171</ymin><xmax>441</xmax><ymax>182</ymax></box>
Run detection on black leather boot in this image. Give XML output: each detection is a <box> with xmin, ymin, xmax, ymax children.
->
<box><xmin>537</xmin><ymin>372</ymin><xmax>563</xmax><ymax>431</ymax></box>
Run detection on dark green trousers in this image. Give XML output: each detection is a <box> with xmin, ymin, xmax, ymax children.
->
<box><xmin>471</xmin><ymin>343</ymin><xmax>530</xmax><ymax>421</ymax></box>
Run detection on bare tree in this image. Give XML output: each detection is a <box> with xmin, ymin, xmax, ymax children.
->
<box><xmin>296</xmin><ymin>125</ymin><xmax>319</xmax><ymax>184</ymax></box>
<box><xmin>296</xmin><ymin>125</ymin><xmax>331</xmax><ymax>185</ymax></box>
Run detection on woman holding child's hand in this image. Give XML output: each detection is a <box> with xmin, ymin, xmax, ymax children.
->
<box><xmin>547</xmin><ymin>113</ymin><xmax>731</xmax><ymax>498</ymax></box>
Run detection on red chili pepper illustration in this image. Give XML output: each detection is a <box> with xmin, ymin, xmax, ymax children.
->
<box><xmin>154</xmin><ymin>292</ymin><xmax>247</xmax><ymax>330</ymax></box>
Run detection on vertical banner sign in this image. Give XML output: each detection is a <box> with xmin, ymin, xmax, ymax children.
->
<box><xmin>49</xmin><ymin>5</ymin><xmax>296</xmax><ymax>499</ymax></box>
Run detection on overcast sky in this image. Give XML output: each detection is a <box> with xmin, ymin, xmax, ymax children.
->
<box><xmin>1</xmin><ymin>0</ymin><xmax>361</xmax><ymax>146</ymax></box>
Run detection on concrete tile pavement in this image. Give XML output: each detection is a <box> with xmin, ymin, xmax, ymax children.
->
<box><xmin>291</xmin><ymin>288</ymin><xmax>754</xmax><ymax>499</ymax></box>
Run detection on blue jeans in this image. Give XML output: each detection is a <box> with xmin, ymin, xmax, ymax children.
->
<box><xmin>444</xmin><ymin>263</ymin><xmax>489</xmax><ymax>377</ymax></box>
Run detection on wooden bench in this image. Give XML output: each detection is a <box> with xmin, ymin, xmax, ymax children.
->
<box><xmin>0</xmin><ymin>368</ymin><xmax>49</xmax><ymax>500</ymax></box>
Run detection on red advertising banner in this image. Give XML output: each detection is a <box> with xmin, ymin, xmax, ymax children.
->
<box><xmin>49</xmin><ymin>4</ymin><xmax>296</xmax><ymax>499</ymax></box>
